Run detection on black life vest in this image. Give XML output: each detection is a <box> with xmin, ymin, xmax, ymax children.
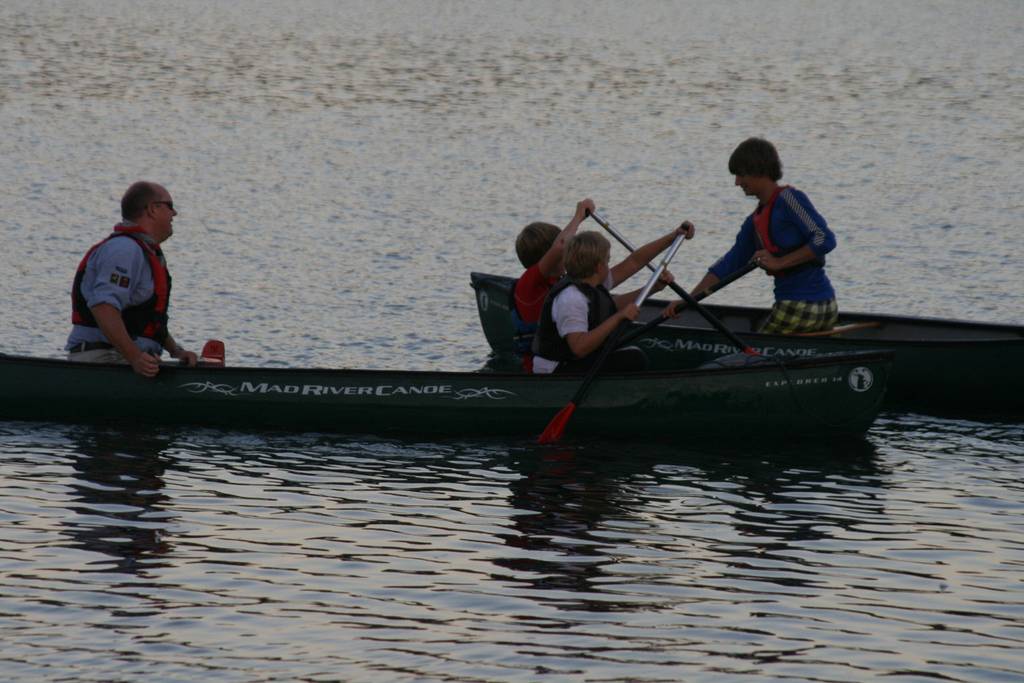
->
<box><xmin>71</xmin><ymin>226</ymin><xmax>171</xmax><ymax>343</ymax></box>
<box><xmin>752</xmin><ymin>186</ymin><xmax>824</xmax><ymax>277</ymax></box>
<box><xmin>532</xmin><ymin>277</ymin><xmax>618</xmax><ymax>362</ymax></box>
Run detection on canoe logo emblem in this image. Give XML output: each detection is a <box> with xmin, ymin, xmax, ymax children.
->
<box><xmin>848</xmin><ymin>367</ymin><xmax>874</xmax><ymax>392</ymax></box>
<box><xmin>478</xmin><ymin>290</ymin><xmax>489</xmax><ymax>312</ymax></box>
<box><xmin>177</xmin><ymin>381</ymin><xmax>517</xmax><ymax>400</ymax></box>
<box><xmin>452</xmin><ymin>387</ymin><xmax>516</xmax><ymax>400</ymax></box>
<box><xmin>179</xmin><ymin>381</ymin><xmax>237</xmax><ymax>396</ymax></box>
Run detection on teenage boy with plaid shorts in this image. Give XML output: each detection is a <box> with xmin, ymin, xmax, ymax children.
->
<box><xmin>686</xmin><ymin>138</ymin><xmax>838</xmax><ymax>334</ymax></box>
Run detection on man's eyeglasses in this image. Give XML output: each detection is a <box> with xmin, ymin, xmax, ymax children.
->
<box><xmin>151</xmin><ymin>200</ymin><xmax>175</xmax><ymax>211</ymax></box>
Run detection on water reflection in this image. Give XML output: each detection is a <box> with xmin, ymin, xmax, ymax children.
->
<box><xmin>497</xmin><ymin>447</ymin><xmax>640</xmax><ymax>609</ymax></box>
<box><xmin>3</xmin><ymin>419</ymin><xmax>1020</xmax><ymax>681</ymax></box>
<box><xmin>495</xmin><ymin>438</ymin><xmax>888</xmax><ymax>609</ymax></box>
<box><xmin>64</xmin><ymin>428</ymin><xmax>175</xmax><ymax>576</ymax></box>
<box><xmin>701</xmin><ymin>439</ymin><xmax>885</xmax><ymax>543</ymax></box>
<box><xmin>680</xmin><ymin>439</ymin><xmax>889</xmax><ymax>594</ymax></box>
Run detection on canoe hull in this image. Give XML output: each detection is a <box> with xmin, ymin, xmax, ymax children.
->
<box><xmin>472</xmin><ymin>272</ymin><xmax>1024</xmax><ymax>415</ymax></box>
<box><xmin>0</xmin><ymin>352</ymin><xmax>891</xmax><ymax>439</ymax></box>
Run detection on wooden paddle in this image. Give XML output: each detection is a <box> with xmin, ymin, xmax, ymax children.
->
<box><xmin>538</xmin><ymin>233</ymin><xmax>686</xmax><ymax>444</ymax></box>
<box><xmin>589</xmin><ymin>212</ymin><xmax>760</xmax><ymax>356</ymax></box>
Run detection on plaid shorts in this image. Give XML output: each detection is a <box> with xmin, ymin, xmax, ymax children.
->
<box><xmin>759</xmin><ymin>299</ymin><xmax>838</xmax><ymax>334</ymax></box>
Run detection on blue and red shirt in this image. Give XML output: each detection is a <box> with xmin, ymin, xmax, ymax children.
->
<box><xmin>710</xmin><ymin>187</ymin><xmax>836</xmax><ymax>302</ymax></box>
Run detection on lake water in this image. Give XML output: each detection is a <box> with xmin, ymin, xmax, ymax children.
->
<box><xmin>1</xmin><ymin>1</ymin><xmax>1022</xmax><ymax>681</ymax></box>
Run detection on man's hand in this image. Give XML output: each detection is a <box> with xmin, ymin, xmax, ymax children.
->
<box><xmin>90</xmin><ymin>303</ymin><xmax>163</xmax><ymax>378</ymax></box>
<box><xmin>129</xmin><ymin>352</ymin><xmax>161</xmax><ymax>378</ymax></box>
<box><xmin>175</xmin><ymin>349</ymin><xmax>199</xmax><ymax>366</ymax></box>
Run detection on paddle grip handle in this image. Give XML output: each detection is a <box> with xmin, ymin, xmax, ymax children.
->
<box><xmin>634</xmin><ymin>233</ymin><xmax>685</xmax><ymax>306</ymax></box>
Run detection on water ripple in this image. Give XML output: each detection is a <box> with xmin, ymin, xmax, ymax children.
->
<box><xmin>2</xmin><ymin>418</ymin><xmax>1022</xmax><ymax>680</ymax></box>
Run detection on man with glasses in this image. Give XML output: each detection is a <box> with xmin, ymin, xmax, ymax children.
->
<box><xmin>65</xmin><ymin>181</ymin><xmax>197</xmax><ymax>377</ymax></box>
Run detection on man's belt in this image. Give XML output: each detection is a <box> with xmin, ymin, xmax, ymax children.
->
<box><xmin>68</xmin><ymin>341</ymin><xmax>115</xmax><ymax>353</ymax></box>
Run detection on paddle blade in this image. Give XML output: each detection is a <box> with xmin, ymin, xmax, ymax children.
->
<box><xmin>538</xmin><ymin>402</ymin><xmax>576</xmax><ymax>444</ymax></box>
<box><xmin>200</xmin><ymin>339</ymin><xmax>225</xmax><ymax>366</ymax></box>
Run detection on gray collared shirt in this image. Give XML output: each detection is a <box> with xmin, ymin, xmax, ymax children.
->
<box><xmin>65</xmin><ymin>224</ymin><xmax>164</xmax><ymax>355</ymax></box>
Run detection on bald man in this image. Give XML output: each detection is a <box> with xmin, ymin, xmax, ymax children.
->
<box><xmin>66</xmin><ymin>181</ymin><xmax>196</xmax><ymax>377</ymax></box>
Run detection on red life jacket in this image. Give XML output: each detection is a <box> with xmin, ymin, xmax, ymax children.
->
<box><xmin>71</xmin><ymin>226</ymin><xmax>171</xmax><ymax>343</ymax></box>
<box><xmin>751</xmin><ymin>186</ymin><xmax>822</xmax><ymax>277</ymax></box>
<box><xmin>752</xmin><ymin>186</ymin><xmax>787</xmax><ymax>254</ymax></box>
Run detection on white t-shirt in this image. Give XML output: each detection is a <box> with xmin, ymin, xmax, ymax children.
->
<box><xmin>533</xmin><ymin>273</ymin><xmax>614</xmax><ymax>374</ymax></box>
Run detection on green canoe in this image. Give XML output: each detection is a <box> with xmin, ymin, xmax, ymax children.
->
<box><xmin>471</xmin><ymin>272</ymin><xmax>1024</xmax><ymax>415</ymax></box>
<box><xmin>0</xmin><ymin>351</ymin><xmax>891</xmax><ymax>439</ymax></box>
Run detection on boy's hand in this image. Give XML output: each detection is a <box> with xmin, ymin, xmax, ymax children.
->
<box><xmin>652</xmin><ymin>270</ymin><xmax>675</xmax><ymax>292</ymax></box>
<box><xmin>575</xmin><ymin>198</ymin><xmax>596</xmax><ymax>221</ymax></box>
<box><xmin>675</xmin><ymin>221</ymin><xmax>696</xmax><ymax>239</ymax></box>
<box><xmin>619</xmin><ymin>303</ymin><xmax>640</xmax><ymax>322</ymax></box>
<box><xmin>753</xmin><ymin>249</ymin><xmax>781</xmax><ymax>273</ymax></box>
<box><xmin>663</xmin><ymin>300</ymin><xmax>684</xmax><ymax>318</ymax></box>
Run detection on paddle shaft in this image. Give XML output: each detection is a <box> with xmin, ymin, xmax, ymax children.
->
<box><xmin>589</xmin><ymin>212</ymin><xmax>758</xmax><ymax>355</ymax></box>
<box><xmin>616</xmin><ymin>261</ymin><xmax>758</xmax><ymax>347</ymax></box>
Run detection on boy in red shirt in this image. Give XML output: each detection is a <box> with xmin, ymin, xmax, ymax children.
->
<box><xmin>512</xmin><ymin>199</ymin><xmax>595</xmax><ymax>371</ymax></box>
<box><xmin>512</xmin><ymin>199</ymin><xmax>695</xmax><ymax>371</ymax></box>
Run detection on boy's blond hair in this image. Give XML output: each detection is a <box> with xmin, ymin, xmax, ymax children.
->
<box><xmin>515</xmin><ymin>222</ymin><xmax>560</xmax><ymax>268</ymax></box>
<box><xmin>564</xmin><ymin>231</ymin><xmax>610</xmax><ymax>280</ymax></box>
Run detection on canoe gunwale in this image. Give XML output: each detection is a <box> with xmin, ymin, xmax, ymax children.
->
<box><xmin>0</xmin><ymin>349</ymin><xmax>894</xmax><ymax>382</ymax></box>
<box><xmin>470</xmin><ymin>271</ymin><xmax>1024</xmax><ymax>340</ymax></box>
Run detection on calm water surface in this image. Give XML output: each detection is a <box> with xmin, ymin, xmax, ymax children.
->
<box><xmin>2</xmin><ymin>419</ymin><xmax>1023</xmax><ymax>681</ymax></box>
<box><xmin>0</xmin><ymin>0</ymin><xmax>1022</xmax><ymax>681</ymax></box>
